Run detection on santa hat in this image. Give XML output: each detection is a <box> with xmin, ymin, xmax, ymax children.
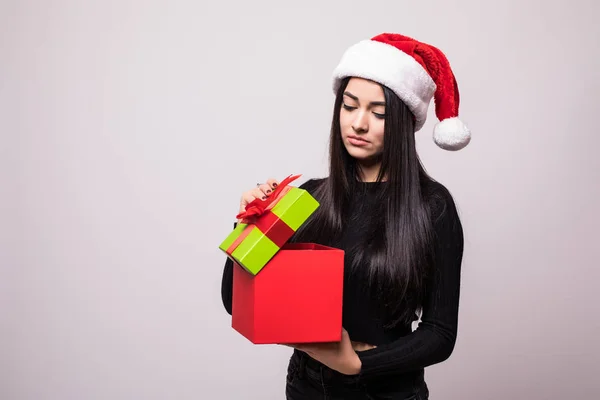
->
<box><xmin>332</xmin><ymin>33</ymin><xmax>471</xmax><ymax>151</ymax></box>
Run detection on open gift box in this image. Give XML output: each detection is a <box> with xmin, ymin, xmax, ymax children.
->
<box><xmin>219</xmin><ymin>175</ymin><xmax>319</xmax><ymax>276</ymax></box>
<box><xmin>231</xmin><ymin>242</ymin><xmax>344</xmax><ymax>344</ymax></box>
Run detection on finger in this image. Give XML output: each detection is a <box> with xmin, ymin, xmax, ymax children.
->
<box><xmin>239</xmin><ymin>193</ymin><xmax>260</xmax><ymax>216</ymax></box>
<box><xmin>250</xmin><ymin>188</ymin><xmax>268</xmax><ymax>200</ymax></box>
<box><xmin>257</xmin><ymin>183</ymin><xmax>273</xmax><ymax>196</ymax></box>
<box><xmin>240</xmin><ymin>192</ymin><xmax>259</xmax><ymax>207</ymax></box>
<box><xmin>240</xmin><ymin>189</ymin><xmax>267</xmax><ymax>205</ymax></box>
<box><xmin>266</xmin><ymin>178</ymin><xmax>279</xmax><ymax>189</ymax></box>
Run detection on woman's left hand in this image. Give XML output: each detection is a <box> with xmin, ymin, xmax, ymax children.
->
<box><xmin>284</xmin><ymin>328</ymin><xmax>362</xmax><ymax>375</ymax></box>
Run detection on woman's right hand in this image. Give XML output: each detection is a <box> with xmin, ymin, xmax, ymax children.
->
<box><xmin>238</xmin><ymin>178</ymin><xmax>279</xmax><ymax>221</ymax></box>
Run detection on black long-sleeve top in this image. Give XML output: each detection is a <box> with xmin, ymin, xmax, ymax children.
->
<box><xmin>221</xmin><ymin>178</ymin><xmax>464</xmax><ymax>380</ymax></box>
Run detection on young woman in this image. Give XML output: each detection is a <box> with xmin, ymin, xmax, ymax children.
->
<box><xmin>221</xmin><ymin>33</ymin><xmax>470</xmax><ymax>399</ymax></box>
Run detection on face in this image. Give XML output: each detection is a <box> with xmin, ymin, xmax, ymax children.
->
<box><xmin>339</xmin><ymin>77</ymin><xmax>386</xmax><ymax>163</ymax></box>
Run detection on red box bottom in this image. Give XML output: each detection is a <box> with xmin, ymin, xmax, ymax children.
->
<box><xmin>231</xmin><ymin>243</ymin><xmax>344</xmax><ymax>344</ymax></box>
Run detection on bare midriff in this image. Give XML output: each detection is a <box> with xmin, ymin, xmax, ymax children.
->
<box><xmin>351</xmin><ymin>340</ymin><xmax>377</xmax><ymax>352</ymax></box>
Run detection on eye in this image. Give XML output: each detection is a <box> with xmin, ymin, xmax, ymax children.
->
<box><xmin>342</xmin><ymin>103</ymin><xmax>357</xmax><ymax>111</ymax></box>
<box><xmin>373</xmin><ymin>112</ymin><xmax>386</xmax><ymax>119</ymax></box>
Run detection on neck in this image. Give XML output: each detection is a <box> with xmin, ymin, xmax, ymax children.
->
<box><xmin>357</xmin><ymin>161</ymin><xmax>383</xmax><ymax>182</ymax></box>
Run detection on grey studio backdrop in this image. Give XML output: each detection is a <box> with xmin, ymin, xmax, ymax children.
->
<box><xmin>1</xmin><ymin>0</ymin><xmax>599</xmax><ymax>399</ymax></box>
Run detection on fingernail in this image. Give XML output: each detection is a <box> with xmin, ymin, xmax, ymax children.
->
<box><xmin>262</xmin><ymin>196</ymin><xmax>267</xmax><ymax>200</ymax></box>
<box><xmin>272</xmin><ymin>183</ymin><xmax>278</xmax><ymax>187</ymax></box>
<box><xmin>266</xmin><ymin>189</ymin><xmax>272</xmax><ymax>194</ymax></box>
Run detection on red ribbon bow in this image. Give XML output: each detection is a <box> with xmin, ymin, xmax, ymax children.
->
<box><xmin>236</xmin><ymin>174</ymin><xmax>301</xmax><ymax>221</ymax></box>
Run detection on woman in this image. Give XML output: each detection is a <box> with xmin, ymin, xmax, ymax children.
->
<box><xmin>221</xmin><ymin>33</ymin><xmax>470</xmax><ymax>399</ymax></box>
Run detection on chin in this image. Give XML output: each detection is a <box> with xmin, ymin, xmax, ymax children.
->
<box><xmin>345</xmin><ymin>146</ymin><xmax>375</xmax><ymax>160</ymax></box>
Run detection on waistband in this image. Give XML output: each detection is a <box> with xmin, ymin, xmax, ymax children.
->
<box><xmin>291</xmin><ymin>349</ymin><xmax>425</xmax><ymax>390</ymax></box>
<box><xmin>292</xmin><ymin>350</ymin><xmax>362</xmax><ymax>388</ymax></box>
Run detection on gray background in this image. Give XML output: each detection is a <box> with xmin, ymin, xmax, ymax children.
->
<box><xmin>2</xmin><ymin>0</ymin><xmax>599</xmax><ymax>399</ymax></box>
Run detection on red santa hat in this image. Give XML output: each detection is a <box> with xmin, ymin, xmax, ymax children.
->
<box><xmin>332</xmin><ymin>33</ymin><xmax>471</xmax><ymax>151</ymax></box>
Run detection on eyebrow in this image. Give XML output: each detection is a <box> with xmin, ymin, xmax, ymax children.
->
<box><xmin>343</xmin><ymin>91</ymin><xmax>386</xmax><ymax>107</ymax></box>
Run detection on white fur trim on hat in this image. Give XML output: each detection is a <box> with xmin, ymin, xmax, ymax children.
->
<box><xmin>433</xmin><ymin>117</ymin><xmax>471</xmax><ymax>151</ymax></box>
<box><xmin>332</xmin><ymin>40</ymin><xmax>437</xmax><ymax>132</ymax></box>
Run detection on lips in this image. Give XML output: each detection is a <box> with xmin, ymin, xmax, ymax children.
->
<box><xmin>346</xmin><ymin>135</ymin><xmax>370</xmax><ymax>147</ymax></box>
<box><xmin>347</xmin><ymin>135</ymin><xmax>369</xmax><ymax>143</ymax></box>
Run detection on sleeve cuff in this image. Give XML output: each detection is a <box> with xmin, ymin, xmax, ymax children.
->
<box><xmin>355</xmin><ymin>346</ymin><xmax>389</xmax><ymax>378</ymax></box>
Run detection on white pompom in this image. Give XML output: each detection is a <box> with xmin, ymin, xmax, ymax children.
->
<box><xmin>433</xmin><ymin>117</ymin><xmax>471</xmax><ymax>151</ymax></box>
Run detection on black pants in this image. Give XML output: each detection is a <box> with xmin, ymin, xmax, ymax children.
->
<box><xmin>285</xmin><ymin>350</ymin><xmax>429</xmax><ymax>400</ymax></box>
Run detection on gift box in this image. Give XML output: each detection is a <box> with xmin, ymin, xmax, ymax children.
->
<box><xmin>231</xmin><ymin>242</ymin><xmax>345</xmax><ymax>344</ymax></box>
<box><xmin>219</xmin><ymin>175</ymin><xmax>319</xmax><ymax>276</ymax></box>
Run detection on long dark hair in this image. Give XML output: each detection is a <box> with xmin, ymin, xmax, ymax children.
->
<box><xmin>291</xmin><ymin>77</ymin><xmax>437</xmax><ymax>328</ymax></box>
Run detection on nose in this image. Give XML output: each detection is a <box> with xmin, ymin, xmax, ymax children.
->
<box><xmin>352</xmin><ymin>110</ymin><xmax>368</xmax><ymax>133</ymax></box>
